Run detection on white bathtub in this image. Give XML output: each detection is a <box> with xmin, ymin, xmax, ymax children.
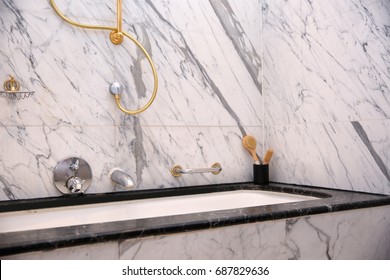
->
<box><xmin>0</xmin><ymin>189</ymin><xmax>318</xmax><ymax>234</ymax></box>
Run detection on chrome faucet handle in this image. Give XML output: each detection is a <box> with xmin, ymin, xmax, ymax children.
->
<box><xmin>53</xmin><ymin>157</ymin><xmax>92</xmax><ymax>195</ymax></box>
<box><xmin>66</xmin><ymin>176</ymin><xmax>85</xmax><ymax>193</ymax></box>
<box><xmin>69</xmin><ymin>159</ymin><xmax>80</xmax><ymax>171</ymax></box>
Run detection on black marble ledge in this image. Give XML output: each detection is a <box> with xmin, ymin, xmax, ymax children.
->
<box><xmin>0</xmin><ymin>182</ymin><xmax>390</xmax><ymax>257</ymax></box>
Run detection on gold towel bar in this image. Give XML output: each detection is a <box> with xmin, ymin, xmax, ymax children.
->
<box><xmin>171</xmin><ymin>163</ymin><xmax>222</xmax><ymax>177</ymax></box>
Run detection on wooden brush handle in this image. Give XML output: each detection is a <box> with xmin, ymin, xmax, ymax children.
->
<box><xmin>263</xmin><ymin>149</ymin><xmax>274</xmax><ymax>164</ymax></box>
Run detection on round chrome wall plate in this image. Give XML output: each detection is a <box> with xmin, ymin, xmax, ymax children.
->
<box><xmin>53</xmin><ymin>157</ymin><xmax>92</xmax><ymax>194</ymax></box>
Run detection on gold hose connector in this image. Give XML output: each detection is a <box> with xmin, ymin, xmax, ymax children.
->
<box><xmin>49</xmin><ymin>0</ymin><xmax>158</xmax><ymax>115</ymax></box>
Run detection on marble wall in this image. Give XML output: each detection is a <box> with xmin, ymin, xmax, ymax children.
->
<box><xmin>0</xmin><ymin>0</ymin><xmax>262</xmax><ymax>200</ymax></box>
<box><xmin>1</xmin><ymin>0</ymin><xmax>390</xmax><ymax>200</ymax></box>
<box><xmin>4</xmin><ymin>205</ymin><xmax>390</xmax><ymax>259</ymax></box>
<box><xmin>263</xmin><ymin>0</ymin><xmax>390</xmax><ymax>194</ymax></box>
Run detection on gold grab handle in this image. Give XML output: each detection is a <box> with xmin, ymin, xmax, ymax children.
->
<box><xmin>49</xmin><ymin>0</ymin><xmax>158</xmax><ymax>115</ymax></box>
<box><xmin>171</xmin><ymin>163</ymin><xmax>222</xmax><ymax>177</ymax></box>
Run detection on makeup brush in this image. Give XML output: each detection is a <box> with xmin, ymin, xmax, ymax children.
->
<box><xmin>263</xmin><ymin>149</ymin><xmax>274</xmax><ymax>165</ymax></box>
<box><xmin>242</xmin><ymin>135</ymin><xmax>260</xmax><ymax>164</ymax></box>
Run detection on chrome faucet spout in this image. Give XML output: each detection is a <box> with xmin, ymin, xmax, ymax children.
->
<box><xmin>109</xmin><ymin>168</ymin><xmax>134</xmax><ymax>189</ymax></box>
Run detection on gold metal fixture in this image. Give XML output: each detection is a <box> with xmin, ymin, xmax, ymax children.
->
<box><xmin>3</xmin><ymin>75</ymin><xmax>20</xmax><ymax>92</ymax></box>
<box><xmin>110</xmin><ymin>0</ymin><xmax>124</xmax><ymax>45</ymax></box>
<box><xmin>0</xmin><ymin>75</ymin><xmax>34</xmax><ymax>100</ymax></box>
<box><xmin>49</xmin><ymin>0</ymin><xmax>158</xmax><ymax>115</ymax></box>
<box><xmin>171</xmin><ymin>163</ymin><xmax>222</xmax><ymax>177</ymax></box>
<box><xmin>170</xmin><ymin>165</ymin><xmax>183</xmax><ymax>177</ymax></box>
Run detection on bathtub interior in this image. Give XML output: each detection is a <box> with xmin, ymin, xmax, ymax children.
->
<box><xmin>0</xmin><ymin>189</ymin><xmax>319</xmax><ymax>234</ymax></box>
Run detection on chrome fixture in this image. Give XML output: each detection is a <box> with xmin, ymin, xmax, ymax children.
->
<box><xmin>49</xmin><ymin>0</ymin><xmax>158</xmax><ymax>115</ymax></box>
<box><xmin>171</xmin><ymin>163</ymin><xmax>222</xmax><ymax>177</ymax></box>
<box><xmin>109</xmin><ymin>82</ymin><xmax>123</xmax><ymax>96</ymax></box>
<box><xmin>53</xmin><ymin>157</ymin><xmax>92</xmax><ymax>194</ymax></box>
<box><xmin>109</xmin><ymin>168</ymin><xmax>134</xmax><ymax>189</ymax></box>
<box><xmin>0</xmin><ymin>75</ymin><xmax>34</xmax><ymax>100</ymax></box>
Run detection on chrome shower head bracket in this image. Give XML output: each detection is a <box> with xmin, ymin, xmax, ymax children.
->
<box><xmin>109</xmin><ymin>82</ymin><xmax>123</xmax><ymax>95</ymax></box>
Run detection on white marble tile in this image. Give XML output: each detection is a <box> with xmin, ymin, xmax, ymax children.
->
<box><xmin>263</xmin><ymin>0</ymin><xmax>390</xmax><ymax>125</ymax></box>
<box><xmin>226</xmin><ymin>0</ymin><xmax>263</xmax><ymax>52</ymax></box>
<box><xmin>2</xmin><ymin>0</ymin><xmax>52</xmax><ymax>12</ymax></box>
<box><xmin>286</xmin><ymin>206</ymin><xmax>390</xmax><ymax>259</ymax></box>
<box><xmin>118</xmin><ymin>205</ymin><xmax>390</xmax><ymax>260</ymax></box>
<box><xmin>1</xmin><ymin>0</ymin><xmax>263</xmax><ymax>200</ymax></box>
<box><xmin>263</xmin><ymin>0</ymin><xmax>390</xmax><ymax>194</ymax></box>
<box><xmin>2</xmin><ymin>0</ymin><xmax>389</xmax><ymax>199</ymax></box>
<box><xmin>266</xmin><ymin>120</ymin><xmax>390</xmax><ymax>194</ymax></box>
<box><xmin>262</xmin><ymin>0</ymin><xmax>306</xmax><ymax>125</ymax></box>
<box><xmin>1</xmin><ymin>0</ymin><xmax>263</xmax><ymax>127</ymax></box>
<box><xmin>119</xmin><ymin>220</ymin><xmax>289</xmax><ymax>260</ymax></box>
<box><xmin>115</xmin><ymin>125</ymin><xmax>263</xmax><ymax>189</ymax></box>
<box><xmin>114</xmin><ymin>4</ymin><xmax>263</xmax><ymax>127</ymax></box>
<box><xmin>0</xmin><ymin>125</ymin><xmax>115</xmax><ymax>200</ymax></box>
<box><xmin>1</xmin><ymin>2</ymin><xmax>118</xmax><ymax>126</ymax></box>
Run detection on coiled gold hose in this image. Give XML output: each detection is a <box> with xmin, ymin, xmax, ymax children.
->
<box><xmin>49</xmin><ymin>0</ymin><xmax>158</xmax><ymax>115</ymax></box>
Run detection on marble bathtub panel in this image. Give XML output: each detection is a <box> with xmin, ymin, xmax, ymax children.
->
<box><xmin>115</xmin><ymin>125</ymin><xmax>263</xmax><ymax>190</ymax></box>
<box><xmin>1</xmin><ymin>241</ymin><xmax>118</xmax><ymax>260</ymax></box>
<box><xmin>285</xmin><ymin>206</ymin><xmax>390</xmax><ymax>260</ymax></box>
<box><xmin>118</xmin><ymin>205</ymin><xmax>390</xmax><ymax>260</ymax></box>
<box><xmin>263</xmin><ymin>0</ymin><xmax>390</xmax><ymax>125</ymax></box>
<box><xmin>266</xmin><ymin>120</ymin><xmax>390</xmax><ymax>194</ymax></box>
<box><xmin>2</xmin><ymin>205</ymin><xmax>389</xmax><ymax>259</ymax></box>
<box><xmin>0</xmin><ymin>125</ymin><xmax>115</xmax><ymax>200</ymax></box>
<box><xmin>3</xmin><ymin>205</ymin><xmax>388</xmax><ymax>260</ymax></box>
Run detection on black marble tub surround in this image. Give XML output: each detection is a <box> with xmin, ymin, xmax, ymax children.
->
<box><xmin>0</xmin><ymin>182</ymin><xmax>389</xmax><ymax>257</ymax></box>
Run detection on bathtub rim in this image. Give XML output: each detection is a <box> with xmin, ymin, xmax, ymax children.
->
<box><xmin>0</xmin><ymin>182</ymin><xmax>331</xmax><ymax>213</ymax></box>
<box><xmin>0</xmin><ymin>182</ymin><xmax>389</xmax><ymax>257</ymax></box>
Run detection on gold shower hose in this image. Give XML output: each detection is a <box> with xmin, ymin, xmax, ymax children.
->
<box><xmin>50</xmin><ymin>0</ymin><xmax>158</xmax><ymax>115</ymax></box>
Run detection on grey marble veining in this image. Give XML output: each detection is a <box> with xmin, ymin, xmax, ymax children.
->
<box><xmin>263</xmin><ymin>0</ymin><xmax>390</xmax><ymax>125</ymax></box>
<box><xmin>116</xmin><ymin>126</ymin><xmax>259</xmax><ymax>189</ymax></box>
<box><xmin>1</xmin><ymin>0</ymin><xmax>263</xmax><ymax>199</ymax></box>
<box><xmin>1</xmin><ymin>0</ymin><xmax>390</xmax><ymax>200</ymax></box>
<box><xmin>0</xmin><ymin>125</ymin><xmax>115</xmax><ymax>200</ymax></box>
<box><xmin>263</xmin><ymin>0</ymin><xmax>390</xmax><ymax>194</ymax></box>
<box><xmin>267</xmin><ymin>120</ymin><xmax>390</xmax><ymax>194</ymax></box>
<box><xmin>117</xmin><ymin>205</ymin><xmax>390</xmax><ymax>260</ymax></box>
